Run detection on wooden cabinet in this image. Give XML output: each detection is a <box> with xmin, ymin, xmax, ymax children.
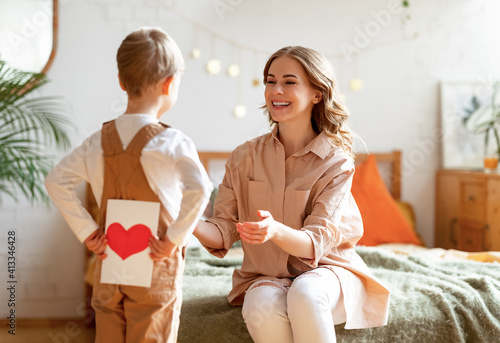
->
<box><xmin>435</xmin><ymin>169</ymin><xmax>500</xmax><ymax>251</ymax></box>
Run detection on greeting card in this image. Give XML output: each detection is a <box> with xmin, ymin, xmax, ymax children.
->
<box><xmin>100</xmin><ymin>199</ymin><xmax>160</xmax><ymax>287</ymax></box>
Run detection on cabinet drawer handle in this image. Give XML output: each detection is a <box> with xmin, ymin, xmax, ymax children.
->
<box><xmin>467</xmin><ymin>195</ymin><xmax>476</xmax><ymax>202</ymax></box>
<box><xmin>482</xmin><ymin>225</ymin><xmax>491</xmax><ymax>251</ymax></box>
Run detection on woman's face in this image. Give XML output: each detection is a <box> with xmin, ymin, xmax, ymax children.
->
<box><xmin>264</xmin><ymin>56</ymin><xmax>320</xmax><ymax>126</ymax></box>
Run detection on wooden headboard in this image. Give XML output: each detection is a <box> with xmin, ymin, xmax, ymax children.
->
<box><xmin>198</xmin><ymin>152</ymin><xmax>232</xmax><ymax>176</ymax></box>
<box><xmin>198</xmin><ymin>150</ymin><xmax>402</xmax><ymax>200</ymax></box>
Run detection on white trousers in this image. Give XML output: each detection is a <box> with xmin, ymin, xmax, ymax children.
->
<box><xmin>241</xmin><ymin>268</ymin><xmax>346</xmax><ymax>343</ymax></box>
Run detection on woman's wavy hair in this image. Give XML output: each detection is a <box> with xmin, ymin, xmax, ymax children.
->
<box><xmin>262</xmin><ymin>46</ymin><xmax>354</xmax><ymax>157</ymax></box>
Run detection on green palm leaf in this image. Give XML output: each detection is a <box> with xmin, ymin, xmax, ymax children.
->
<box><xmin>0</xmin><ymin>60</ymin><xmax>73</xmax><ymax>203</ymax></box>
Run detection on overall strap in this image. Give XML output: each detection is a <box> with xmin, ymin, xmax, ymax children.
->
<box><xmin>101</xmin><ymin>120</ymin><xmax>123</xmax><ymax>156</ymax></box>
<box><xmin>125</xmin><ymin>122</ymin><xmax>169</xmax><ymax>155</ymax></box>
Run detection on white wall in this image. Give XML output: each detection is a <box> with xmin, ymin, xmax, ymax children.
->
<box><xmin>1</xmin><ymin>0</ymin><xmax>499</xmax><ymax>319</ymax></box>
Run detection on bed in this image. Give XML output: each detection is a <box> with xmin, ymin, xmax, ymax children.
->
<box><xmin>85</xmin><ymin>150</ymin><xmax>500</xmax><ymax>342</ymax></box>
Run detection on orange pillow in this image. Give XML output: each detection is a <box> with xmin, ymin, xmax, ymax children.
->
<box><xmin>351</xmin><ymin>155</ymin><xmax>421</xmax><ymax>246</ymax></box>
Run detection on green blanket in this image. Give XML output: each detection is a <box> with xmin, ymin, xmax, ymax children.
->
<box><xmin>179</xmin><ymin>247</ymin><xmax>500</xmax><ymax>343</ymax></box>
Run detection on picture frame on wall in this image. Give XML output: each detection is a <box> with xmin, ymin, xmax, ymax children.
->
<box><xmin>439</xmin><ymin>80</ymin><xmax>492</xmax><ymax>169</ymax></box>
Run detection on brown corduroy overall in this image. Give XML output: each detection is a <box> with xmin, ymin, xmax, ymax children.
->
<box><xmin>91</xmin><ymin>120</ymin><xmax>185</xmax><ymax>343</ymax></box>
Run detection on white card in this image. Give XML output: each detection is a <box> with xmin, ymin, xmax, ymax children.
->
<box><xmin>100</xmin><ymin>199</ymin><xmax>160</xmax><ymax>287</ymax></box>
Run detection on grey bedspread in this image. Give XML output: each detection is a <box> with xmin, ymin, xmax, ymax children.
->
<box><xmin>178</xmin><ymin>246</ymin><xmax>500</xmax><ymax>343</ymax></box>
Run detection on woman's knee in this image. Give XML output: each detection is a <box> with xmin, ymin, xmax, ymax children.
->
<box><xmin>242</xmin><ymin>282</ymin><xmax>288</xmax><ymax>330</ymax></box>
<box><xmin>288</xmin><ymin>270</ymin><xmax>341</xmax><ymax>312</ymax></box>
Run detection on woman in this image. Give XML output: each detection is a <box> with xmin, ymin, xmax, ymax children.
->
<box><xmin>194</xmin><ymin>46</ymin><xmax>389</xmax><ymax>343</ymax></box>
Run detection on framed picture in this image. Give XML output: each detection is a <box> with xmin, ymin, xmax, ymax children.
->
<box><xmin>440</xmin><ymin>80</ymin><xmax>492</xmax><ymax>169</ymax></box>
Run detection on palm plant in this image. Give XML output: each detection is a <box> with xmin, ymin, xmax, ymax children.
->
<box><xmin>0</xmin><ymin>60</ymin><xmax>73</xmax><ymax>203</ymax></box>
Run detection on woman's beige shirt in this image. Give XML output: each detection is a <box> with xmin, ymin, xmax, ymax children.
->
<box><xmin>205</xmin><ymin>127</ymin><xmax>390</xmax><ymax>329</ymax></box>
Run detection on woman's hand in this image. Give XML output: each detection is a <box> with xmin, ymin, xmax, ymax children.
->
<box><xmin>149</xmin><ymin>235</ymin><xmax>177</xmax><ymax>262</ymax></box>
<box><xmin>237</xmin><ymin>210</ymin><xmax>315</xmax><ymax>259</ymax></box>
<box><xmin>236</xmin><ymin>210</ymin><xmax>276</xmax><ymax>244</ymax></box>
<box><xmin>84</xmin><ymin>229</ymin><xmax>108</xmax><ymax>259</ymax></box>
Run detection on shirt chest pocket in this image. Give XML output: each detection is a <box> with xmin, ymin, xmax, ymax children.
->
<box><xmin>247</xmin><ymin>180</ymin><xmax>269</xmax><ymax>221</ymax></box>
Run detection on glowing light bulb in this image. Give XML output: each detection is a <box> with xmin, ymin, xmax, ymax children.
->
<box><xmin>206</xmin><ymin>59</ymin><xmax>222</xmax><ymax>75</ymax></box>
<box><xmin>190</xmin><ymin>48</ymin><xmax>201</xmax><ymax>59</ymax></box>
<box><xmin>234</xmin><ymin>105</ymin><xmax>247</xmax><ymax>118</ymax></box>
<box><xmin>349</xmin><ymin>78</ymin><xmax>364</xmax><ymax>92</ymax></box>
<box><xmin>227</xmin><ymin>64</ymin><xmax>240</xmax><ymax>77</ymax></box>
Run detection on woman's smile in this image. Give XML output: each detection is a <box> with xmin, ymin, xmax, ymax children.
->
<box><xmin>271</xmin><ymin>100</ymin><xmax>292</xmax><ymax>109</ymax></box>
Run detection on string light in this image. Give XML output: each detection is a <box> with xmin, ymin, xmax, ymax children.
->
<box><xmin>190</xmin><ymin>25</ymin><xmax>201</xmax><ymax>59</ymax></box>
<box><xmin>227</xmin><ymin>64</ymin><xmax>240</xmax><ymax>77</ymax></box>
<box><xmin>205</xmin><ymin>34</ymin><xmax>221</xmax><ymax>75</ymax></box>
<box><xmin>206</xmin><ymin>59</ymin><xmax>222</xmax><ymax>75</ymax></box>
<box><xmin>234</xmin><ymin>105</ymin><xmax>247</xmax><ymax>118</ymax></box>
<box><xmin>168</xmin><ymin>6</ymin><xmax>485</xmax><ymax>64</ymax></box>
<box><xmin>190</xmin><ymin>48</ymin><xmax>201</xmax><ymax>59</ymax></box>
<box><xmin>349</xmin><ymin>55</ymin><xmax>363</xmax><ymax>92</ymax></box>
<box><xmin>164</xmin><ymin>5</ymin><xmax>486</xmax><ymax>110</ymax></box>
<box><xmin>252</xmin><ymin>52</ymin><xmax>261</xmax><ymax>87</ymax></box>
<box><xmin>227</xmin><ymin>45</ymin><xmax>241</xmax><ymax>77</ymax></box>
<box><xmin>349</xmin><ymin>78</ymin><xmax>364</xmax><ymax>92</ymax></box>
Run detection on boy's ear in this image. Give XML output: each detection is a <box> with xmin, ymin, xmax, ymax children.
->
<box><xmin>162</xmin><ymin>76</ymin><xmax>175</xmax><ymax>95</ymax></box>
<box><xmin>118</xmin><ymin>73</ymin><xmax>126</xmax><ymax>91</ymax></box>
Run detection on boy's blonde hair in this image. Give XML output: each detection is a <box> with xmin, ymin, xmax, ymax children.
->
<box><xmin>117</xmin><ymin>27</ymin><xmax>185</xmax><ymax>98</ymax></box>
<box><xmin>262</xmin><ymin>46</ymin><xmax>354</xmax><ymax>157</ymax></box>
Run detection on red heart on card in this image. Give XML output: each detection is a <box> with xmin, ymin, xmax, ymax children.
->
<box><xmin>106</xmin><ymin>222</ymin><xmax>152</xmax><ymax>260</ymax></box>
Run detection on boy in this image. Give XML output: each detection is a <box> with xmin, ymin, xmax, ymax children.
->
<box><xmin>45</xmin><ymin>27</ymin><xmax>212</xmax><ymax>342</ymax></box>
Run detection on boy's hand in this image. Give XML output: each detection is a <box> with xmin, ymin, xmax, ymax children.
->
<box><xmin>149</xmin><ymin>235</ymin><xmax>177</xmax><ymax>261</ymax></box>
<box><xmin>84</xmin><ymin>229</ymin><xmax>108</xmax><ymax>259</ymax></box>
